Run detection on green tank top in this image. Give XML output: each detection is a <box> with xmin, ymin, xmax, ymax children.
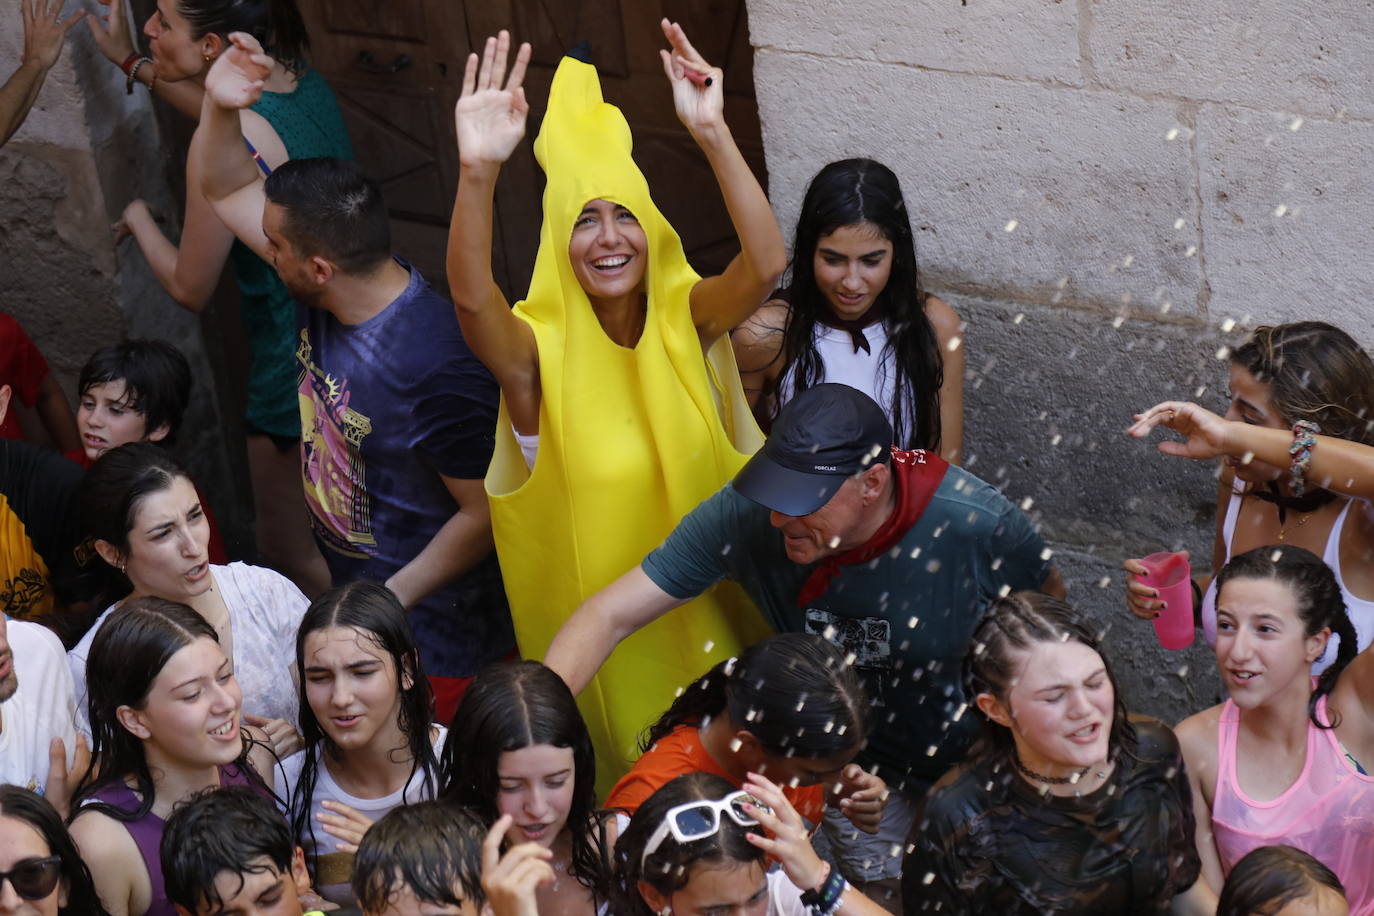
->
<box><xmin>228</xmin><ymin>67</ymin><xmax>354</xmax><ymax>438</ymax></box>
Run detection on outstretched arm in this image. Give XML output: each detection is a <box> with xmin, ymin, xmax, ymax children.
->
<box><xmin>446</xmin><ymin>32</ymin><xmax>541</xmax><ymax>429</ymax></box>
<box><xmin>85</xmin><ymin>0</ymin><xmax>203</xmax><ymax>119</ymax></box>
<box><xmin>1128</xmin><ymin>400</ymin><xmax>1374</xmax><ymax>502</ymax></box>
<box><xmin>658</xmin><ymin>19</ymin><xmax>786</xmax><ymax>344</ymax></box>
<box><xmin>544</xmin><ymin>566</ymin><xmax>690</xmax><ymax>694</ymax></box>
<box><xmin>1</xmin><ymin>0</ymin><xmax>83</xmax><ymax>146</ymax></box>
<box><xmin>190</xmin><ymin>33</ymin><xmax>280</xmax><ymax>260</ymax></box>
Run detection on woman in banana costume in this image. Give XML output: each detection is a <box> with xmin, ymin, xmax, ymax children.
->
<box><xmin>446</xmin><ymin>23</ymin><xmax>783</xmax><ymax>794</ymax></box>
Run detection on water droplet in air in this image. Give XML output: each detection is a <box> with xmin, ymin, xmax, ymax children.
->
<box><xmin>1013</xmin><ymin>312</ymin><xmax>1025</xmax><ymax>324</ymax></box>
<box><xmin>1273</xmin><ymin>204</ymin><xmax>1288</xmax><ymax>217</ymax></box>
<box><xmin>1184</xmin><ymin>245</ymin><xmax>1197</xmax><ymax>257</ymax></box>
<box><xmin>1004</xmin><ymin>219</ymin><xmax>1018</xmax><ymax>232</ymax></box>
<box><xmin>1216</xmin><ymin>346</ymin><xmax>1232</xmax><ymax>360</ymax></box>
<box><xmin>947</xmin><ymin>336</ymin><xmax>963</xmax><ymax>352</ymax></box>
<box><xmin>703</xmin><ymin>640</ymin><xmax>715</xmax><ymax>653</ymax></box>
<box><xmin>998</xmin><ymin>584</ymin><xmax>1012</xmax><ymax>597</ymax></box>
<box><xmin>1221</xmin><ymin>318</ymin><xmax>1236</xmax><ymax>333</ymax></box>
<box><xmin>1173</xmin><ymin>217</ymin><xmax>1186</xmax><ymax>230</ymax></box>
<box><xmin>828</xmin><ymin>536</ymin><xmax>841</xmax><ymax>548</ymax></box>
<box><xmin>1289</xmin><ymin>116</ymin><xmax>1303</xmax><ymax>131</ymax></box>
<box><xmin>1020</xmin><ymin>497</ymin><xmax>1034</xmax><ymax>510</ymax></box>
<box><xmin>1097</xmin><ymin>576</ymin><xmax>1111</xmax><ymax>588</ymax></box>
<box><xmin>1165</xmin><ymin>127</ymin><xmax>1180</xmax><ymax>140</ymax></box>
<box><xmin>729</xmin><ymin>737</ymin><xmax>743</xmax><ymax>752</ymax></box>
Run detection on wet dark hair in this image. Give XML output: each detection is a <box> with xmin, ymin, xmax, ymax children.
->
<box><xmin>613</xmin><ymin>773</ymin><xmax>766</xmax><ymax>916</ymax></box>
<box><xmin>642</xmin><ymin>632</ymin><xmax>868</xmax><ymax>760</ymax></box>
<box><xmin>1230</xmin><ymin>322</ymin><xmax>1374</xmax><ymax>448</ymax></box>
<box><xmin>770</xmin><ymin>158</ymin><xmax>944</xmax><ymax>450</ymax></box>
<box><xmin>264</xmin><ymin>158</ymin><xmax>392</xmax><ymax>275</ymax></box>
<box><xmin>353</xmin><ymin>802</ymin><xmax>486</xmax><ymax>912</ymax></box>
<box><xmin>69</xmin><ymin>597</ymin><xmax>267</xmax><ymax>824</ymax></box>
<box><xmin>439</xmin><ymin>661</ymin><xmax>611</xmax><ymax>901</ymax></box>
<box><xmin>963</xmin><ymin>591</ymin><xmax>1137</xmax><ymax>768</ymax></box>
<box><xmin>176</xmin><ymin>0</ymin><xmax>310</xmax><ymax>74</ymax></box>
<box><xmin>79</xmin><ymin>442</ymin><xmax>200</xmax><ymax>607</ymax></box>
<box><xmin>0</xmin><ymin>786</ymin><xmax>111</xmax><ymax>916</ymax></box>
<box><xmin>161</xmin><ymin>786</ymin><xmax>295</xmax><ymax>913</ymax></box>
<box><xmin>289</xmin><ymin>581</ymin><xmax>437</xmax><ymax>877</ymax></box>
<box><xmin>1215</xmin><ymin>545</ymin><xmax>1357</xmax><ymax>730</ymax></box>
<box><xmin>78</xmin><ymin>339</ymin><xmax>192</xmax><ymax>444</ymax></box>
<box><xmin>1217</xmin><ymin>844</ymin><xmax>1346</xmax><ymax>916</ymax></box>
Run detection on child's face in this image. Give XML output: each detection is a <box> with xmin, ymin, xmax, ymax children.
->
<box><xmin>363</xmin><ymin>886</ymin><xmax>480</xmax><ymax>916</ymax></box>
<box><xmin>182</xmin><ymin>853</ymin><xmax>312</xmax><ymax>916</ymax></box>
<box><xmin>78</xmin><ymin>381</ymin><xmax>162</xmax><ymax>459</ymax></box>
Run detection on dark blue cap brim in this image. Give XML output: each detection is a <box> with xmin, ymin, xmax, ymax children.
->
<box><xmin>732</xmin><ymin>448</ymin><xmax>847</xmax><ymax>517</ymax></box>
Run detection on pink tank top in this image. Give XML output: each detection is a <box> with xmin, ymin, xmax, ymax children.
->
<box><xmin>1213</xmin><ymin>696</ymin><xmax>1374</xmax><ymax>913</ymax></box>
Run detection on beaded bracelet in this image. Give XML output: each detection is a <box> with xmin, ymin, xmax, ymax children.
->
<box><xmin>126</xmin><ymin>56</ymin><xmax>154</xmax><ymax>95</ymax></box>
<box><xmin>1288</xmin><ymin>420</ymin><xmax>1320</xmax><ymax>497</ymax></box>
<box><xmin>799</xmin><ymin>864</ymin><xmax>847</xmax><ymax>914</ymax></box>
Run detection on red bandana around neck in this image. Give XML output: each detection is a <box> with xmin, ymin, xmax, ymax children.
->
<box><xmin>818</xmin><ymin>302</ymin><xmax>886</xmax><ymax>354</ymax></box>
<box><xmin>796</xmin><ymin>447</ymin><xmax>950</xmax><ymax>607</ymax></box>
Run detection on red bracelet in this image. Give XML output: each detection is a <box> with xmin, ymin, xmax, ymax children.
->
<box><xmin>119</xmin><ymin>51</ymin><xmax>142</xmax><ymax>76</ymax></box>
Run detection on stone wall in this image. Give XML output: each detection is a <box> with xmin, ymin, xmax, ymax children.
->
<box><xmin>746</xmin><ymin>0</ymin><xmax>1374</xmax><ymax>722</ymax></box>
<box><xmin>1</xmin><ymin>17</ymin><xmax>246</xmax><ymax>548</ymax></box>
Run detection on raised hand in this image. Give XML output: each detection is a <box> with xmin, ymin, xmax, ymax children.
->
<box><xmin>455</xmin><ymin>31</ymin><xmax>532</xmax><ymax>169</ymax></box>
<box><xmin>84</xmin><ymin>0</ymin><xmax>134</xmax><ymax>67</ymax></box>
<box><xmin>22</xmin><ymin>0</ymin><xmax>84</xmax><ymax>71</ymax></box>
<box><xmin>481</xmin><ymin>815</ymin><xmax>554</xmax><ymax>916</ymax></box>
<box><xmin>659</xmin><ymin>18</ymin><xmax>724</xmax><ymax>137</ymax></box>
<box><xmin>833</xmin><ymin>764</ymin><xmax>887</xmax><ymax>835</ymax></box>
<box><xmin>204</xmin><ymin>31</ymin><xmax>273</xmax><ymax>111</ymax></box>
<box><xmin>1126</xmin><ymin>401</ymin><xmax>1232</xmax><ymax>461</ymax></box>
<box><xmin>741</xmin><ymin>772</ymin><xmax>830</xmax><ymax>894</ymax></box>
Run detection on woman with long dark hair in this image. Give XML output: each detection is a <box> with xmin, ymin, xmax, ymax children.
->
<box><xmin>0</xmin><ymin>785</ymin><xmax>109</xmax><ymax>916</ymax></box>
<box><xmin>278</xmin><ymin>581</ymin><xmax>443</xmax><ymax>910</ymax></box>
<box><xmin>733</xmin><ymin>158</ymin><xmax>964</xmax><ymax>460</ymax></box>
<box><xmin>440</xmin><ymin>661</ymin><xmax>614</xmax><ymax>915</ymax></box>
<box><xmin>606</xmin><ymin>633</ymin><xmax>883</xmax><ymax>846</ymax></box>
<box><xmin>67</xmin><ymin>443</ymin><xmax>307</xmax><ymax>758</ymax></box>
<box><xmin>903</xmin><ymin>591</ymin><xmax>1209</xmax><ymax>914</ymax></box>
<box><xmin>67</xmin><ymin>597</ymin><xmax>274</xmax><ymax>916</ymax></box>
<box><xmin>614</xmin><ymin>772</ymin><xmax>889</xmax><ymax>916</ymax></box>
<box><xmin>1175</xmin><ymin>546</ymin><xmax>1374</xmax><ymax>908</ymax></box>
<box><xmin>1127</xmin><ymin>321</ymin><xmax>1374</xmax><ymax>668</ymax></box>
<box><xmin>83</xmin><ymin>0</ymin><xmax>350</xmax><ymax>595</ymax></box>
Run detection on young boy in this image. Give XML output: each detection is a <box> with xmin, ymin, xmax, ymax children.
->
<box><xmin>68</xmin><ymin>339</ymin><xmax>227</xmax><ymax>563</ymax></box>
<box><xmin>161</xmin><ymin>786</ymin><xmax>319</xmax><ymax>916</ymax></box>
<box><xmin>353</xmin><ymin>804</ymin><xmax>552</xmax><ymax>916</ymax></box>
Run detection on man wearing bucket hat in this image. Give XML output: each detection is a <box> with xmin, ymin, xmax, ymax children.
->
<box><xmin>546</xmin><ymin>382</ymin><xmax>1063</xmax><ymax>909</ymax></box>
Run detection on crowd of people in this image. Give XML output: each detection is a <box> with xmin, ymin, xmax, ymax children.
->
<box><xmin>3</xmin><ymin>2</ymin><xmax>1373</xmax><ymax>915</ymax></box>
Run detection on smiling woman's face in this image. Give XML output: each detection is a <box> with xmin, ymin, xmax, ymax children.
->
<box><xmin>567</xmin><ymin>199</ymin><xmax>648</xmax><ymax>304</ymax></box>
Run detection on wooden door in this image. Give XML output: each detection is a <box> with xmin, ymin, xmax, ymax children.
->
<box><xmin>295</xmin><ymin>0</ymin><xmax>767</xmax><ymax>301</ymax></box>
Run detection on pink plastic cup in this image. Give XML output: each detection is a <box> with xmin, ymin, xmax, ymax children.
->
<box><xmin>1136</xmin><ymin>552</ymin><xmax>1194</xmax><ymax>650</ymax></box>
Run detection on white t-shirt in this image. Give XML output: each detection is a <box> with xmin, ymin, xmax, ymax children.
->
<box><xmin>0</xmin><ymin>619</ymin><xmax>78</xmax><ymax>796</ymax></box>
<box><xmin>68</xmin><ymin>562</ymin><xmax>308</xmax><ymax>734</ymax></box>
<box><xmin>276</xmin><ymin>725</ymin><xmax>448</xmax><ymax>912</ymax></box>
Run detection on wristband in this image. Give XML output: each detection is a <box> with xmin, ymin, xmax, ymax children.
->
<box><xmin>119</xmin><ymin>51</ymin><xmax>142</xmax><ymax>76</ymax></box>
<box><xmin>799</xmin><ymin>863</ymin><xmax>847</xmax><ymax>914</ymax></box>
<box><xmin>1288</xmin><ymin>420</ymin><xmax>1320</xmax><ymax>497</ymax></box>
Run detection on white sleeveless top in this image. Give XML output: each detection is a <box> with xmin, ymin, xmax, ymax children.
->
<box><xmin>1201</xmin><ymin>482</ymin><xmax>1374</xmax><ymax>671</ymax></box>
<box><xmin>777</xmin><ymin>322</ymin><xmax>896</xmax><ymax>422</ymax></box>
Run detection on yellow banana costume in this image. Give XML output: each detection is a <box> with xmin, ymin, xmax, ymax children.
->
<box><xmin>486</xmin><ymin>55</ymin><xmax>771</xmax><ymax>796</ymax></box>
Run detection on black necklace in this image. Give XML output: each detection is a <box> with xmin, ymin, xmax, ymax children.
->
<box><xmin>1012</xmin><ymin>753</ymin><xmax>1093</xmax><ymax>786</ymax></box>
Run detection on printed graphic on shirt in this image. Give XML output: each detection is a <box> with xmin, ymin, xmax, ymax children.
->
<box><xmin>298</xmin><ymin>331</ymin><xmax>375</xmax><ymax>558</ymax></box>
<box><xmin>0</xmin><ymin>494</ymin><xmax>52</xmax><ymax>619</ymax></box>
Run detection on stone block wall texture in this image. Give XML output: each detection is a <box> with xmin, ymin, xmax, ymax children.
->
<box><xmin>1</xmin><ymin>18</ymin><xmax>245</xmax><ymax>547</ymax></box>
<box><xmin>747</xmin><ymin>0</ymin><xmax>1374</xmax><ymax>723</ymax></box>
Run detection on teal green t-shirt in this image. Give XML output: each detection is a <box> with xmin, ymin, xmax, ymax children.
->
<box><xmin>641</xmin><ymin>465</ymin><xmax>1052</xmax><ymax>786</ymax></box>
<box><xmin>228</xmin><ymin>67</ymin><xmax>354</xmax><ymax>438</ymax></box>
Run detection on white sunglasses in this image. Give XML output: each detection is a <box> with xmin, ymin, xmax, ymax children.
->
<box><xmin>640</xmin><ymin>790</ymin><xmax>768</xmax><ymax>868</ymax></box>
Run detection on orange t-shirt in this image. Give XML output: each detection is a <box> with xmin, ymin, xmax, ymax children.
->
<box><xmin>605</xmin><ymin>724</ymin><xmax>826</xmax><ymax>825</ymax></box>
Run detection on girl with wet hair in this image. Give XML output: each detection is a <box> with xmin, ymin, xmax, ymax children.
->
<box><xmin>903</xmin><ymin>591</ymin><xmax>1209</xmax><ymax>915</ymax></box>
<box><xmin>1175</xmin><ymin>545</ymin><xmax>1374</xmax><ymax>909</ymax></box>
<box><xmin>0</xmin><ymin>785</ymin><xmax>110</xmax><ymax>916</ymax></box>
<box><xmin>439</xmin><ymin>660</ymin><xmax>614</xmax><ymax>915</ymax></box>
<box><xmin>83</xmin><ymin>0</ymin><xmax>351</xmax><ymax>597</ymax></box>
<box><xmin>734</xmin><ymin>157</ymin><xmax>964</xmax><ymax>461</ymax></box>
<box><xmin>68</xmin><ymin>442</ymin><xmax>308</xmax><ymax>758</ymax></box>
<box><xmin>1217</xmin><ymin>845</ymin><xmax>1348</xmax><ymax>916</ymax></box>
<box><xmin>278</xmin><ymin>581</ymin><xmax>444</xmax><ymax>911</ymax></box>
<box><xmin>615</xmin><ymin>772</ymin><xmax>889</xmax><ymax>916</ymax></box>
<box><xmin>606</xmin><ymin>633</ymin><xmax>883</xmax><ymax>838</ymax></box>
<box><xmin>1127</xmin><ymin>321</ymin><xmax>1374</xmax><ymax>669</ymax></box>
<box><xmin>67</xmin><ymin>597</ymin><xmax>275</xmax><ymax>916</ymax></box>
